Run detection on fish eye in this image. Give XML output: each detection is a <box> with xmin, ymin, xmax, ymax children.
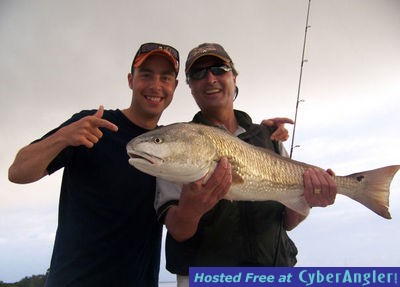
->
<box><xmin>153</xmin><ymin>137</ymin><xmax>163</xmax><ymax>144</ymax></box>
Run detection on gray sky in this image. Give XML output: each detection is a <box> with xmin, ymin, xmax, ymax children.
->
<box><xmin>1</xmin><ymin>0</ymin><xmax>399</xmax><ymax>283</ymax></box>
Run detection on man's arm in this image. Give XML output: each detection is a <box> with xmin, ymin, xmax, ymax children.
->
<box><xmin>284</xmin><ymin>168</ymin><xmax>337</xmax><ymax>230</ymax></box>
<box><xmin>263</xmin><ymin>117</ymin><xmax>337</xmax><ymax>230</ymax></box>
<box><xmin>9</xmin><ymin>134</ymin><xmax>72</xmax><ymax>183</ymax></box>
<box><xmin>164</xmin><ymin>158</ymin><xmax>232</xmax><ymax>241</ymax></box>
<box><xmin>8</xmin><ymin>106</ymin><xmax>118</xmax><ymax>184</ymax></box>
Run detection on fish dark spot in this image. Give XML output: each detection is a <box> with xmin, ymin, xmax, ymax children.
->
<box><xmin>356</xmin><ymin>175</ymin><xmax>364</xmax><ymax>182</ymax></box>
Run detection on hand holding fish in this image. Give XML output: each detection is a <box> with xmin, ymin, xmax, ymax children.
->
<box><xmin>58</xmin><ymin>105</ymin><xmax>118</xmax><ymax>148</ymax></box>
<box><xmin>284</xmin><ymin>168</ymin><xmax>337</xmax><ymax>230</ymax></box>
<box><xmin>261</xmin><ymin>117</ymin><xmax>294</xmax><ymax>141</ymax></box>
<box><xmin>164</xmin><ymin>158</ymin><xmax>232</xmax><ymax>241</ymax></box>
<box><xmin>303</xmin><ymin>168</ymin><xmax>337</xmax><ymax>208</ymax></box>
<box><xmin>182</xmin><ymin>157</ymin><xmax>232</xmax><ymax>215</ymax></box>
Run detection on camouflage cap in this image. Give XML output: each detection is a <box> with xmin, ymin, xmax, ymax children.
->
<box><xmin>185</xmin><ymin>43</ymin><xmax>234</xmax><ymax>75</ymax></box>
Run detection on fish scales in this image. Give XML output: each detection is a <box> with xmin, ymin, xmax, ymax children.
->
<box><xmin>201</xmin><ymin>126</ymin><xmax>313</xmax><ymax>196</ymax></box>
<box><xmin>127</xmin><ymin>122</ymin><xmax>399</xmax><ymax>219</ymax></box>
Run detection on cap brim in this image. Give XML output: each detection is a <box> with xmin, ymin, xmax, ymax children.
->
<box><xmin>134</xmin><ymin>50</ymin><xmax>179</xmax><ymax>74</ymax></box>
<box><xmin>185</xmin><ymin>53</ymin><xmax>231</xmax><ymax>74</ymax></box>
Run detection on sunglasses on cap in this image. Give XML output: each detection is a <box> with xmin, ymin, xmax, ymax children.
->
<box><xmin>188</xmin><ymin>65</ymin><xmax>232</xmax><ymax>81</ymax></box>
<box><xmin>134</xmin><ymin>42</ymin><xmax>180</xmax><ymax>63</ymax></box>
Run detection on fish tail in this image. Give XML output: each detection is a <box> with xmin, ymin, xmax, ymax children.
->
<box><xmin>342</xmin><ymin>165</ymin><xmax>400</xmax><ymax>219</ymax></box>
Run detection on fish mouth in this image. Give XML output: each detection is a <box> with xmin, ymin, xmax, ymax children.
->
<box><xmin>128</xmin><ymin>151</ymin><xmax>163</xmax><ymax>166</ymax></box>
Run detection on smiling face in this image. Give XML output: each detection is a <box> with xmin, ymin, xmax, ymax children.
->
<box><xmin>188</xmin><ymin>56</ymin><xmax>236</xmax><ymax>113</ymax></box>
<box><xmin>128</xmin><ymin>54</ymin><xmax>178</xmax><ymax>125</ymax></box>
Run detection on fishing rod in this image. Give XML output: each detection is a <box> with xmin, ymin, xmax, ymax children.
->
<box><xmin>289</xmin><ymin>0</ymin><xmax>312</xmax><ymax>159</ymax></box>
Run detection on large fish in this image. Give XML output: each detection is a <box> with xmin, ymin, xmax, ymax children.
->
<box><xmin>126</xmin><ymin>123</ymin><xmax>399</xmax><ymax>219</ymax></box>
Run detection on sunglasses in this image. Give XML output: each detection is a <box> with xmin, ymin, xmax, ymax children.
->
<box><xmin>134</xmin><ymin>42</ymin><xmax>180</xmax><ymax>63</ymax></box>
<box><xmin>188</xmin><ymin>65</ymin><xmax>232</xmax><ymax>81</ymax></box>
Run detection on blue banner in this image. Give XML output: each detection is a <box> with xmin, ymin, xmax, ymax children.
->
<box><xmin>189</xmin><ymin>267</ymin><xmax>399</xmax><ymax>287</ymax></box>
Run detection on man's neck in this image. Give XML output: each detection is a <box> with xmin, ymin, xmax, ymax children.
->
<box><xmin>202</xmin><ymin>109</ymin><xmax>238</xmax><ymax>134</ymax></box>
<box><xmin>121</xmin><ymin>108</ymin><xmax>159</xmax><ymax>130</ymax></box>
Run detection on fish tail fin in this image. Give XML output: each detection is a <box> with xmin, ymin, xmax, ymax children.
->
<box><xmin>343</xmin><ymin>165</ymin><xmax>400</xmax><ymax>219</ymax></box>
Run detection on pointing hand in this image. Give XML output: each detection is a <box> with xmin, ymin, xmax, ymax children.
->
<box><xmin>261</xmin><ymin>117</ymin><xmax>294</xmax><ymax>141</ymax></box>
<box><xmin>58</xmin><ymin>105</ymin><xmax>118</xmax><ymax>148</ymax></box>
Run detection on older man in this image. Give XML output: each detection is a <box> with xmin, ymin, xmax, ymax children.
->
<box><xmin>156</xmin><ymin>43</ymin><xmax>337</xmax><ymax>287</ymax></box>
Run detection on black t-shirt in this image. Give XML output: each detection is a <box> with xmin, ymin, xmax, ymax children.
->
<box><xmin>41</xmin><ymin>109</ymin><xmax>161</xmax><ymax>287</ymax></box>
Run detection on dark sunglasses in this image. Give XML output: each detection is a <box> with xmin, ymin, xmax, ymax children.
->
<box><xmin>188</xmin><ymin>65</ymin><xmax>232</xmax><ymax>81</ymax></box>
<box><xmin>134</xmin><ymin>42</ymin><xmax>180</xmax><ymax>63</ymax></box>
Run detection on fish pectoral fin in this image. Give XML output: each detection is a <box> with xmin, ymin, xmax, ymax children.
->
<box><xmin>201</xmin><ymin>161</ymin><xmax>218</xmax><ymax>184</ymax></box>
<box><xmin>232</xmin><ymin>171</ymin><xmax>244</xmax><ymax>184</ymax></box>
<box><xmin>203</xmin><ymin>162</ymin><xmax>244</xmax><ymax>185</ymax></box>
<box><xmin>281</xmin><ymin>195</ymin><xmax>310</xmax><ymax>217</ymax></box>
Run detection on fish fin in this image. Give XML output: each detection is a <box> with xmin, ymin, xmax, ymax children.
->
<box><xmin>202</xmin><ymin>161</ymin><xmax>218</xmax><ymax>184</ymax></box>
<box><xmin>343</xmin><ymin>165</ymin><xmax>400</xmax><ymax>219</ymax></box>
<box><xmin>202</xmin><ymin>163</ymin><xmax>244</xmax><ymax>185</ymax></box>
<box><xmin>232</xmin><ymin>171</ymin><xmax>244</xmax><ymax>184</ymax></box>
<box><xmin>281</xmin><ymin>195</ymin><xmax>310</xmax><ymax>217</ymax></box>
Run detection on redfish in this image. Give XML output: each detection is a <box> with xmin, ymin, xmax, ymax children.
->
<box><xmin>127</xmin><ymin>123</ymin><xmax>399</xmax><ymax>219</ymax></box>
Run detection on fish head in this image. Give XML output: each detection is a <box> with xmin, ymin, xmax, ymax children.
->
<box><xmin>126</xmin><ymin>123</ymin><xmax>217</xmax><ymax>183</ymax></box>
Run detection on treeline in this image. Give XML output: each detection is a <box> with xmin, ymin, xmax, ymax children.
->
<box><xmin>0</xmin><ymin>273</ymin><xmax>47</xmax><ymax>287</ymax></box>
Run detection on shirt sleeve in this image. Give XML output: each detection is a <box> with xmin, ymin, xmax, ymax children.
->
<box><xmin>155</xmin><ymin>178</ymin><xmax>182</xmax><ymax>222</ymax></box>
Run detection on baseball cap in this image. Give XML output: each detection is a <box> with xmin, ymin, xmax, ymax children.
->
<box><xmin>185</xmin><ymin>43</ymin><xmax>236</xmax><ymax>75</ymax></box>
<box><xmin>132</xmin><ymin>42</ymin><xmax>180</xmax><ymax>75</ymax></box>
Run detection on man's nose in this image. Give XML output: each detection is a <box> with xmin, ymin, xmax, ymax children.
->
<box><xmin>151</xmin><ymin>76</ymin><xmax>163</xmax><ymax>89</ymax></box>
<box><xmin>205</xmin><ymin>70</ymin><xmax>217</xmax><ymax>83</ymax></box>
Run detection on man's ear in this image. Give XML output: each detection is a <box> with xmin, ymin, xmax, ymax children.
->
<box><xmin>127</xmin><ymin>73</ymin><xmax>133</xmax><ymax>89</ymax></box>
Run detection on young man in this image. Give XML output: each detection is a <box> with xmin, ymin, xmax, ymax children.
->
<box><xmin>155</xmin><ymin>43</ymin><xmax>337</xmax><ymax>287</ymax></box>
<box><xmin>8</xmin><ymin>42</ymin><xmax>184</xmax><ymax>287</ymax></box>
